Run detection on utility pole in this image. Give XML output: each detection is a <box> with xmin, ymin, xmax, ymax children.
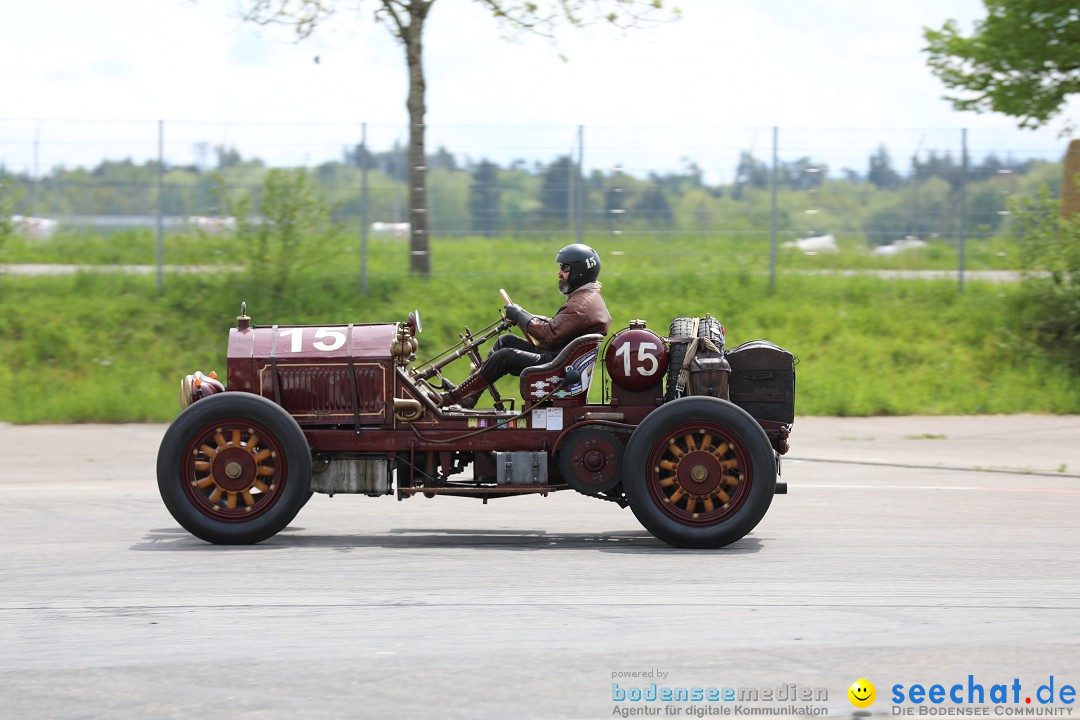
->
<box><xmin>576</xmin><ymin>125</ymin><xmax>585</xmax><ymax>244</ymax></box>
<box><xmin>360</xmin><ymin>123</ymin><xmax>369</xmax><ymax>294</ymax></box>
<box><xmin>958</xmin><ymin>129</ymin><xmax>968</xmax><ymax>292</ymax></box>
<box><xmin>769</xmin><ymin>127</ymin><xmax>779</xmax><ymax>291</ymax></box>
<box><xmin>156</xmin><ymin>120</ymin><xmax>164</xmax><ymax>293</ymax></box>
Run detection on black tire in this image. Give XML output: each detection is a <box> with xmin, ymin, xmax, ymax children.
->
<box><xmin>664</xmin><ymin>317</ymin><xmax>698</xmax><ymax>402</ymax></box>
<box><xmin>157</xmin><ymin>392</ymin><xmax>313</xmax><ymax>544</ymax></box>
<box><xmin>697</xmin><ymin>314</ymin><xmax>725</xmax><ymax>349</ymax></box>
<box><xmin>623</xmin><ymin>396</ymin><xmax>776</xmax><ymax>548</ymax></box>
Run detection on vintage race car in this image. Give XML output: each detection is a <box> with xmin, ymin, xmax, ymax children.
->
<box><xmin>156</xmin><ymin>297</ymin><xmax>795</xmax><ymax>549</ymax></box>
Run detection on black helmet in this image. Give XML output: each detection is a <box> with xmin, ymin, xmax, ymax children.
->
<box><xmin>555</xmin><ymin>243</ymin><xmax>601</xmax><ymax>290</ymax></box>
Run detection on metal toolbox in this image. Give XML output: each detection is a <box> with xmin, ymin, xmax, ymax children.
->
<box><xmin>495</xmin><ymin>451</ymin><xmax>548</xmax><ymax>485</ymax></box>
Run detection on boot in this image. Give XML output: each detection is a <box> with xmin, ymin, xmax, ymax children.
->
<box><xmin>441</xmin><ymin>371</ymin><xmax>491</xmax><ymax>409</ymax></box>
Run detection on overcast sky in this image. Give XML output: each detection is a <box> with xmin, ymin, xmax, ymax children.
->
<box><xmin>2</xmin><ymin>0</ymin><xmax>1076</xmax><ymax>177</ymax></box>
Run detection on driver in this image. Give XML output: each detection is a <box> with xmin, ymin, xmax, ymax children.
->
<box><xmin>441</xmin><ymin>243</ymin><xmax>612</xmax><ymax>408</ymax></box>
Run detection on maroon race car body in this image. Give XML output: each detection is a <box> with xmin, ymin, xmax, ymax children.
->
<box><xmin>158</xmin><ymin>303</ymin><xmax>794</xmax><ymax>548</ymax></box>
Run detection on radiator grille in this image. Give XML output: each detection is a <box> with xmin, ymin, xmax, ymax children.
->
<box><xmin>263</xmin><ymin>364</ymin><xmax>386</xmax><ymax>420</ymax></box>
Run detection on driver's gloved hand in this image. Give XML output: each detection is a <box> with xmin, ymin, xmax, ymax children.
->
<box><xmin>504</xmin><ymin>304</ymin><xmax>535</xmax><ymax>333</ymax></box>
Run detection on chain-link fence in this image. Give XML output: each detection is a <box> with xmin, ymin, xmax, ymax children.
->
<box><xmin>0</xmin><ymin>118</ymin><xmax>1071</xmax><ymax>287</ymax></box>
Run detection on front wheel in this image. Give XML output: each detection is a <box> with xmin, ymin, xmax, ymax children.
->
<box><xmin>623</xmin><ymin>396</ymin><xmax>776</xmax><ymax>548</ymax></box>
<box><xmin>156</xmin><ymin>392</ymin><xmax>312</xmax><ymax>544</ymax></box>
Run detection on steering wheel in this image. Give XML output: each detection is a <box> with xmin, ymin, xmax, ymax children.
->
<box><xmin>500</xmin><ymin>289</ymin><xmax>537</xmax><ymax>347</ymax></box>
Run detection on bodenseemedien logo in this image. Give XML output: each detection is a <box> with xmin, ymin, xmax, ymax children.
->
<box><xmin>609</xmin><ymin>678</ymin><xmax>829</xmax><ymax>716</ymax></box>
<box><xmin>849</xmin><ymin>678</ymin><xmax>877</xmax><ymax>708</ymax></box>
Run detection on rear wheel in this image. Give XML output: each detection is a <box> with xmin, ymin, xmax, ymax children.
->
<box><xmin>623</xmin><ymin>396</ymin><xmax>775</xmax><ymax>548</ymax></box>
<box><xmin>157</xmin><ymin>392</ymin><xmax>312</xmax><ymax>544</ymax></box>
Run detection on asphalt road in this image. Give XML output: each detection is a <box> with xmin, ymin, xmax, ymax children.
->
<box><xmin>1</xmin><ymin>417</ymin><xmax>1079</xmax><ymax>720</ymax></box>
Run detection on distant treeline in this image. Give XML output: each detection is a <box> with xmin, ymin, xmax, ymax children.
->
<box><xmin>1</xmin><ymin>142</ymin><xmax>1063</xmax><ymax>245</ymax></box>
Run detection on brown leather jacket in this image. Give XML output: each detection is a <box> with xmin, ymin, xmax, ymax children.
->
<box><xmin>525</xmin><ymin>282</ymin><xmax>612</xmax><ymax>352</ymax></box>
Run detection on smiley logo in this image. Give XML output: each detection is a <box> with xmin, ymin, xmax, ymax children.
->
<box><xmin>848</xmin><ymin>678</ymin><xmax>876</xmax><ymax>708</ymax></box>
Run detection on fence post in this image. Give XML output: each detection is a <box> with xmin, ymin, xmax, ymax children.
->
<box><xmin>958</xmin><ymin>128</ymin><xmax>968</xmax><ymax>292</ymax></box>
<box><xmin>577</xmin><ymin>125</ymin><xmax>585</xmax><ymax>244</ymax></box>
<box><xmin>360</xmin><ymin>122</ymin><xmax>369</xmax><ymax>295</ymax></box>
<box><xmin>610</xmin><ymin>165</ymin><xmax>624</xmax><ymax>236</ymax></box>
<box><xmin>30</xmin><ymin>122</ymin><xmax>41</xmax><ymax>216</ymax></box>
<box><xmin>156</xmin><ymin>119</ymin><xmax>164</xmax><ymax>293</ymax></box>
<box><xmin>769</xmin><ymin>126</ymin><xmax>779</xmax><ymax>291</ymax></box>
<box><xmin>566</xmin><ymin>141</ymin><xmax>574</xmax><ymax>236</ymax></box>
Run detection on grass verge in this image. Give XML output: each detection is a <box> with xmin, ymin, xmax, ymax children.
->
<box><xmin>0</xmin><ymin>237</ymin><xmax>1076</xmax><ymax>423</ymax></box>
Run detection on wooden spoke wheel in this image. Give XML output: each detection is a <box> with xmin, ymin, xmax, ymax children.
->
<box><xmin>647</xmin><ymin>423</ymin><xmax>750</xmax><ymax>525</ymax></box>
<box><xmin>624</xmin><ymin>396</ymin><xmax>776</xmax><ymax>548</ymax></box>
<box><xmin>182</xmin><ymin>419</ymin><xmax>286</xmax><ymax>521</ymax></box>
<box><xmin>157</xmin><ymin>393</ymin><xmax>312</xmax><ymax>544</ymax></box>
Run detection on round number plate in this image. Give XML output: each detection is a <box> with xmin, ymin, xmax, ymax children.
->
<box><xmin>604</xmin><ymin>328</ymin><xmax>668</xmax><ymax>392</ymax></box>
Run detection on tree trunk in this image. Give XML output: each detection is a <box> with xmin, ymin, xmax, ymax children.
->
<box><xmin>1065</xmin><ymin>139</ymin><xmax>1080</xmax><ymax>217</ymax></box>
<box><xmin>404</xmin><ymin>2</ymin><xmax>431</xmax><ymax>276</ymax></box>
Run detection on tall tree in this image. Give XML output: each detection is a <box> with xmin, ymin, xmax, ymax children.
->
<box><xmin>215</xmin><ymin>146</ymin><xmax>243</xmax><ymax>169</ymax></box>
<box><xmin>732</xmin><ymin>152</ymin><xmax>769</xmax><ymax>199</ymax></box>
<box><xmin>924</xmin><ymin>0</ymin><xmax>1080</xmax><ymax>129</ymax></box>
<box><xmin>634</xmin><ymin>186</ymin><xmax>673</xmax><ymax>229</ymax></box>
<box><xmin>913</xmin><ymin>151</ymin><xmax>963</xmax><ymax>190</ymax></box>
<box><xmin>237</xmin><ymin>0</ymin><xmax>675</xmax><ymax>276</ymax></box>
<box><xmin>782</xmin><ymin>157</ymin><xmax>828</xmax><ymax>191</ymax></box>
<box><xmin>867</xmin><ymin>145</ymin><xmax>902</xmax><ymax>190</ymax></box>
<box><xmin>539</xmin><ymin>155</ymin><xmax>577</xmax><ymax>229</ymax></box>
<box><xmin>469</xmin><ymin>159</ymin><xmax>501</xmax><ymax>236</ymax></box>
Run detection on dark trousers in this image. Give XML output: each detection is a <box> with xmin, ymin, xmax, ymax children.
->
<box><xmin>478</xmin><ymin>335</ymin><xmax>556</xmax><ymax>384</ymax></box>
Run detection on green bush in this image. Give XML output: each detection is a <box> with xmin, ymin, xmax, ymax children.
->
<box><xmin>0</xmin><ymin>174</ymin><xmax>18</xmax><ymax>253</ymax></box>
<box><xmin>1010</xmin><ymin>189</ymin><xmax>1080</xmax><ymax>370</ymax></box>
<box><xmin>224</xmin><ymin>169</ymin><xmax>343</xmax><ymax>308</ymax></box>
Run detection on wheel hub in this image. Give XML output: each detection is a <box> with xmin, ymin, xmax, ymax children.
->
<box><xmin>559</xmin><ymin>428</ymin><xmax>625</xmax><ymax>495</ymax></box>
<box><xmin>675</xmin><ymin>452</ymin><xmax>723</xmax><ymax>496</ymax></box>
<box><xmin>647</xmin><ymin>425</ymin><xmax>748</xmax><ymax>524</ymax></box>
<box><xmin>583</xmin><ymin>449</ymin><xmax>607</xmax><ymax>472</ymax></box>
<box><xmin>183</xmin><ymin>420</ymin><xmax>284</xmax><ymax>520</ymax></box>
<box><xmin>212</xmin><ymin>447</ymin><xmax>257</xmax><ymax>492</ymax></box>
